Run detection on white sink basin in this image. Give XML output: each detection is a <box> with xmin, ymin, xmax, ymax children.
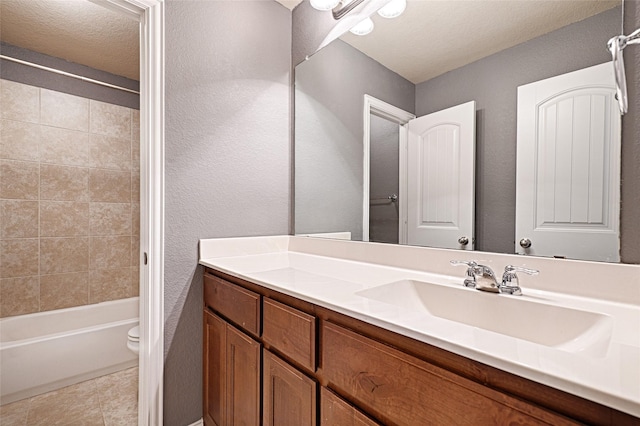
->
<box><xmin>356</xmin><ymin>280</ymin><xmax>613</xmax><ymax>355</ymax></box>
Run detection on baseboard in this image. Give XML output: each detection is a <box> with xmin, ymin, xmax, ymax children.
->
<box><xmin>187</xmin><ymin>419</ymin><xmax>203</xmax><ymax>426</ymax></box>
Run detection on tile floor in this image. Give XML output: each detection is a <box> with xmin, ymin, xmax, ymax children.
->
<box><xmin>0</xmin><ymin>367</ymin><xmax>138</xmax><ymax>426</ymax></box>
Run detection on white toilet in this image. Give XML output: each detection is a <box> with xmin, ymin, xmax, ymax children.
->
<box><xmin>127</xmin><ymin>325</ymin><xmax>140</xmax><ymax>355</ymax></box>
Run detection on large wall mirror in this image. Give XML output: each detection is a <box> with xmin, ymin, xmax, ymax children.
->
<box><xmin>294</xmin><ymin>0</ymin><xmax>629</xmax><ymax>263</ymax></box>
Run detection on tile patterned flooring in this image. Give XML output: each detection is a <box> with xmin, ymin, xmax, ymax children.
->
<box><xmin>0</xmin><ymin>367</ymin><xmax>138</xmax><ymax>426</ymax></box>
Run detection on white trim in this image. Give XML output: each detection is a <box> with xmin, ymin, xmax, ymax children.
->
<box><xmin>362</xmin><ymin>94</ymin><xmax>415</xmax><ymax>244</ymax></box>
<box><xmin>92</xmin><ymin>1</ymin><xmax>165</xmax><ymax>425</ymax></box>
<box><xmin>187</xmin><ymin>420</ymin><xmax>204</xmax><ymax>426</ymax></box>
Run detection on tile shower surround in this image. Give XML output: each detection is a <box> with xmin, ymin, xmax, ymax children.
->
<box><xmin>0</xmin><ymin>79</ymin><xmax>140</xmax><ymax>317</ymax></box>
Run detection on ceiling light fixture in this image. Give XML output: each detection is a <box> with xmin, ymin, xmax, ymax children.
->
<box><xmin>349</xmin><ymin>17</ymin><xmax>374</xmax><ymax>36</ymax></box>
<box><xmin>310</xmin><ymin>0</ymin><xmax>340</xmax><ymax>11</ymax></box>
<box><xmin>377</xmin><ymin>0</ymin><xmax>406</xmax><ymax>19</ymax></box>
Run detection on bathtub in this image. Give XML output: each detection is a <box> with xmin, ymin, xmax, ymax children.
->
<box><xmin>0</xmin><ymin>297</ymin><xmax>139</xmax><ymax>405</ymax></box>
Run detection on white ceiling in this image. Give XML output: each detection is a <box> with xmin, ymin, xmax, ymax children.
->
<box><xmin>340</xmin><ymin>0</ymin><xmax>620</xmax><ymax>84</ymax></box>
<box><xmin>0</xmin><ymin>0</ymin><xmax>619</xmax><ymax>84</ymax></box>
<box><xmin>283</xmin><ymin>0</ymin><xmax>620</xmax><ymax>84</ymax></box>
<box><xmin>0</xmin><ymin>0</ymin><xmax>140</xmax><ymax>80</ymax></box>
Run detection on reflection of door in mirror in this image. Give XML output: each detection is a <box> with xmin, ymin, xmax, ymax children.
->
<box><xmin>407</xmin><ymin>101</ymin><xmax>476</xmax><ymax>250</ymax></box>
<box><xmin>369</xmin><ymin>114</ymin><xmax>400</xmax><ymax>244</ymax></box>
<box><xmin>516</xmin><ymin>63</ymin><xmax>620</xmax><ymax>262</ymax></box>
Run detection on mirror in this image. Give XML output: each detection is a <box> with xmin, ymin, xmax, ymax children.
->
<box><xmin>294</xmin><ymin>0</ymin><xmax>627</xmax><ymax>262</ymax></box>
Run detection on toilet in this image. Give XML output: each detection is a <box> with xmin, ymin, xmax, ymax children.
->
<box><xmin>127</xmin><ymin>325</ymin><xmax>139</xmax><ymax>355</ymax></box>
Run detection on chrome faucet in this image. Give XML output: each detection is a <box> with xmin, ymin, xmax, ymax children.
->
<box><xmin>498</xmin><ymin>265</ymin><xmax>539</xmax><ymax>296</ymax></box>
<box><xmin>451</xmin><ymin>261</ymin><xmax>538</xmax><ymax>295</ymax></box>
<box><xmin>450</xmin><ymin>260</ymin><xmax>500</xmax><ymax>292</ymax></box>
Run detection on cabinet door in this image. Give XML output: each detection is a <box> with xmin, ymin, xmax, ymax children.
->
<box><xmin>321</xmin><ymin>387</ymin><xmax>380</xmax><ymax>426</ymax></box>
<box><xmin>226</xmin><ymin>324</ymin><xmax>261</xmax><ymax>426</ymax></box>
<box><xmin>204</xmin><ymin>310</ymin><xmax>226</xmax><ymax>426</ymax></box>
<box><xmin>263</xmin><ymin>350</ymin><xmax>316</xmax><ymax>426</ymax></box>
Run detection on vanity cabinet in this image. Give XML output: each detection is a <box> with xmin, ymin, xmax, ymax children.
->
<box><xmin>203</xmin><ymin>310</ymin><xmax>260</xmax><ymax>426</ymax></box>
<box><xmin>203</xmin><ymin>269</ymin><xmax>639</xmax><ymax>426</ymax></box>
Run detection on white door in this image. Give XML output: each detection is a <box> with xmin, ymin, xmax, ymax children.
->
<box><xmin>407</xmin><ymin>101</ymin><xmax>476</xmax><ymax>249</ymax></box>
<box><xmin>515</xmin><ymin>63</ymin><xmax>620</xmax><ymax>262</ymax></box>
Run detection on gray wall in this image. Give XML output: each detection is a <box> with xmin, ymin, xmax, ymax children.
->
<box><xmin>164</xmin><ymin>1</ymin><xmax>291</xmax><ymax>424</ymax></box>
<box><xmin>415</xmin><ymin>7</ymin><xmax>620</xmax><ymax>254</ymax></box>
<box><xmin>621</xmin><ymin>0</ymin><xmax>640</xmax><ymax>264</ymax></box>
<box><xmin>0</xmin><ymin>43</ymin><xmax>139</xmax><ymax>109</ymax></box>
<box><xmin>295</xmin><ymin>39</ymin><xmax>414</xmax><ymax>240</ymax></box>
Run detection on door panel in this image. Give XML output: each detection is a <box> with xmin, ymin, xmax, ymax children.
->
<box><xmin>516</xmin><ymin>63</ymin><xmax>620</xmax><ymax>261</ymax></box>
<box><xmin>407</xmin><ymin>101</ymin><xmax>476</xmax><ymax>249</ymax></box>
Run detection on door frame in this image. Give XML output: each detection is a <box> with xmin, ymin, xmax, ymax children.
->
<box><xmin>92</xmin><ymin>1</ymin><xmax>165</xmax><ymax>424</ymax></box>
<box><xmin>362</xmin><ymin>95</ymin><xmax>415</xmax><ymax>244</ymax></box>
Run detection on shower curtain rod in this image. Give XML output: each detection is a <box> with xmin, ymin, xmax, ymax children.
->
<box><xmin>0</xmin><ymin>54</ymin><xmax>140</xmax><ymax>95</ymax></box>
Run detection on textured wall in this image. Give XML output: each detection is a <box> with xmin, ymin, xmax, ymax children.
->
<box><xmin>164</xmin><ymin>1</ymin><xmax>291</xmax><ymax>424</ymax></box>
<box><xmin>621</xmin><ymin>0</ymin><xmax>640</xmax><ymax>263</ymax></box>
<box><xmin>0</xmin><ymin>79</ymin><xmax>140</xmax><ymax>317</ymax></box>
<box><xmin>415</xmin><ymin>7</ymin><xmax>620</xmax><ymax>254</ymax></box>
<box><xmin>0</xmin><ymin>43</ymin><xmax>139</xmax><ymax>110</ymax></box>
<box><xmin>295</xmin><ymin>39</ymin><xmax>414</xmax><ymax>240</ymax></box>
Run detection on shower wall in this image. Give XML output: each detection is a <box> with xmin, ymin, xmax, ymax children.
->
<box><xmin>0</xmin><ymin>78</ymin><xmax>140</xmax><ymax>317</ymax></box>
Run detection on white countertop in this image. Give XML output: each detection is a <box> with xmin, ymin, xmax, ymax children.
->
<box><xmin>199</xmin><ymin>235</ymin><xmax>640</xmax><ymax>417</ymax></box>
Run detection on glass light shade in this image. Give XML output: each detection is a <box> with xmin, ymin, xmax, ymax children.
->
<box><xmin>377</xmin><ymin>0</ymin><xmax>406</xmax><ymax>18</ymax></box>
<box><xmin>349</xmin><ymin>17</ymin><xmax>374</xmax><ymax>36</ymax></box>
<box><xmin>310</xmin><ymin>0</ymin><xmax>340</xmax><ymax>11</ymax></box>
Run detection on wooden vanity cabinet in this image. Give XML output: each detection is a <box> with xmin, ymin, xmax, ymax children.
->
<box><xmin>263</xmin><ymin>349</ymin><xmax>316</xmax><ymax>426</ymax></box>
<box><xmin>203</xmin><ymin>310</ymin><xmax>260</xmax><ymax>426</ymax></box>
<box><xmin>203</xmin><ymin>269</ymin><xmax>640</xmax><ymax>426</ymax></box>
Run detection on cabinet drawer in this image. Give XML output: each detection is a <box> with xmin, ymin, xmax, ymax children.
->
<box><xmin>263</xmin><ymin>298</ymin><xmax>315</xmax><ymax>371</ymax></box>
<box><xmin>204</xmin><ymin>274</ymin><xmax>260</xmax><ymax>336</ymax></box>
<box><xmin>321</xmin><ymin>322</ymin><xmax>577</xmax><ymax>426</ymax></box>
<box><xmin>321</xmin><ymin>388</ymin><xmax>380</xmax><ymax>426</ymax></box>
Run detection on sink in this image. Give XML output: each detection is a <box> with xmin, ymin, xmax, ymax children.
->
<box><xmin>356</xmin><ymin>280</ymin><xmax>613</xmax><ymax>354</ymax></box>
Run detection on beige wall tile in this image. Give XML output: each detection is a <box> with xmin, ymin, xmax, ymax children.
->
<box><xmin>40</xmin><ymin>237</ymin><xmax>89</xmax><ymax>274</ymax></box>
<box><xmin>89</xmin><ymin>202</ymin><xmax>131</xmax><ymax>236</ymax></box>
<box><xmin>89</xmin><ymin>169</ymin><xmax>130</xmax><ymax>203</ymax></box>
<box><xmin>40</xmin><ymin>89</ymin><xmax>89</xmax><ymax>132</ymax></box>
<box><xmin>39</xmin><ymin>272</ymin><xmax>88</xmax><ymax>311</ymax></box>
<box><xmin>40</xmin><ymin>201</ymin><xmax>89</xmax><ymax>237</ymax></box>
<box><xmin>0</xmin><ymin>79</ymin><xmax>39</xmax><ymax>123</ymax></box>
<box><xmin>0</xmin><ymin>276</ymin><xmax>39</xmax><ymax>317</ymax></box>
<box><xmin>0</xmin><ymin>159</ymin><xmax>39</xmax><ymax>200</ymax></box>
<box><xmin>89</xmin><ymin>268</ymin><xmax>132</xmax><ymax>303</ymax></box>
<box><xmin>90</xmin><ymin>235</ymin><xmax>130</xmax><ymax>269</ymax></box>
<box><xmin>90</xmin><ymin>100</ymin><xmax>131</xmax><ymax>139</ymax></box>
<box><xmin>131</xmin><ymin>172</ymin><xmax>140</xmax><ymax>203</ymax></box>
<box><xmin>89</xmin><ymin>133</ymin><xmax>131</xmax><ymax>170</ymax></box>
<box><xmin>0</xmin><ymin>395</ymin><xmax>30</xmax><ymax>424</ymax></box>
<box><xmin>132</xmin><ymin>202</ymin><xmax>140</xmax><ymax>237</ymax></box>
<box><xmin>131</xmin><ymin>267</ymin><xmax>139</xmax><ymax>297</ymax></box>
<box><xmin>131</xmin><ymin>236</ymin><xmax>140</xmax><ymax>267</ymax></box>
<box><xmin>0</xmin><ymin>200</ymin><xmax>38</xmax><ymax>238</ymax></box>
<box><xmin>0</xmin><ymin>119</ymin><xmax>40</xmax><ymax>161</ymax></box>
<box><xmin>40</xmin><ymin>164</ymin><xmax>89</xmax><ymax>201</ymax></box>
<box><xmin>26</xmin><ymin>372</ymin><xmax>102</xmax><ymax>424</ymax></box>
<box><xmin>131</xmin><ymin>109</ymin><xmax>140</xmax><ymax>170</ymax></box>
<box><xmin>40</xmin><ymin>126</ymin><xmax>89</xmax><ymax>167</ymax></box>
<box><xmin>0</xmin><ymin>238</ymin><xmax>38</xmax><ymax>278</ymax></box>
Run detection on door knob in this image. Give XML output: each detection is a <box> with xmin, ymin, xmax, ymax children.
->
<box><xmin>519</xmin><ymin>238</ymin><xmax>532</xmax><ymax>248</ymax></box>
<box><xmin>458</xmin><ymin>236</ymin><xmax>469</xmax><ymax>246</ymax></box>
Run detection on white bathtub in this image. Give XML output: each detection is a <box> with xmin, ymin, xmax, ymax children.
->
<box><xmin>0</xmin><ymin>297</ymin><xmax>139</xmax><ymax>405</ymax></box>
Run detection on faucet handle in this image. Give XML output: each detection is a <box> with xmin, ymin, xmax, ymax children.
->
<box><xmin>500</xmin><ymin>265</ymin><xmax>539</xmax><ymax>295</ymax></box>
<box><xmin>450</xmin><ymin>260</ymin><xmax>479</xmax><ymax>288</ymax></box>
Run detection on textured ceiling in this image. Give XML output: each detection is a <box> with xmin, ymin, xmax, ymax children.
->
<box><xmin>0</xmin><ymin>0</ymin><xmax>140</xmax><ymax>80</ymax></box>
<box><xmin>340</xmin><ymin>0</ymin><xmax>620</xmax><ymax>84</ymax></box>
